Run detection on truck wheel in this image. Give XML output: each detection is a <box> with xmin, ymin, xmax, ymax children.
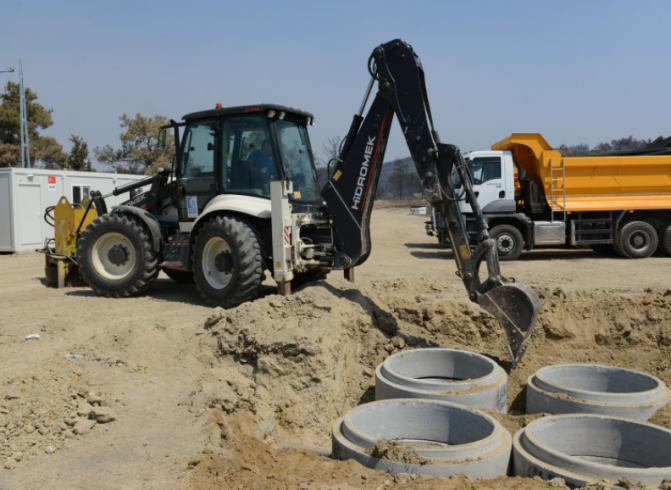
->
<box><xmin>489</xmin><ymin>224</ymin><xmax>524</xmax><ymax>261</ymax></box>
<box><xmin>616</xmin><ymin>221</ymin><xmax>658</xmax><ymax>259</ymax></box>
<box><xmin>193</xmin><ymin>215</ymin><xmax>265</xmax><ymax>308</ymax></box>
<box><xmin>77</xmin><ymin>213</ymin><xmax>159</xmax><ymax>297</ymax></box>
<box><xmin>660</xmin><ymin>223</ymin><xmax>671</xmax><ymax>257</ymax></box>
<box><xmin>161</xmin><ymin>268</ymin><xmax>194</xmax><ymax>283</ymax></box>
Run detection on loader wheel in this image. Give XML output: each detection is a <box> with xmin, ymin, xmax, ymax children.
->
<box><xmin>161</xmin><ymin>268</ymin><xmax>194</xmax><ymax>283</ymax></box>
<box><xmin>660</xmin><ymin>222</ymin><xmax>671</xmax><ymax>257</ymax></box>
<box><xmin>489</xmin><ymin>225</ymin><xmax>524</xmax><ymax>261</ymax></box>
<box><xmin>193</xmin><ymin>215</ymin><xmax>265</xmax><ymax>308</ymax></box>
<box><xmin>77</xmin><ymin>213</ymin><xmax>159</xmax><ymax>297</ymax></box>
<box><xmin>615</xmin><ymin>221</ymin><xmax>658</xmax><ymax>259</ymax></box>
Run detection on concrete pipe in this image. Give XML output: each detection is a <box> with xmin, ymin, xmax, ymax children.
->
<box><xmin>527</xmin><ymin>364</ymin><xmax>671</xmax><ymax>421</ymax></box>
<box><xmin>332</xmin><ymin>399</ymin><xmax>512</xmax><ymax>478</ymax></box>
<box><xmin>513</xmin><ymin>414</ymin><xmax>671</xmax><ymax>486</ymax></box>
<box><xmin>375</xmin><ymin>348</ymin><xmax>507</xmax><ymax>412</ymax></box>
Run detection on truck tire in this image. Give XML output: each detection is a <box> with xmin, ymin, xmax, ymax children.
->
<box><xmin>77</xmin><ymin>213</ymin><xmax>159</xmax><ymax>297</ymax></box>
<box><xmin>489</xmin><ymin>224</ymin><xmax>524</xmax><ymax>261</ymax></box>
<box><xmin>193</xmin><ymin>215</ymin><xmax>264</xmax><ymax>308</ymax></box>
<box><xmin>615</xmin><ymin>221</ymin><xmax>658</xmax><ymax>259</ymax></box>
<box><xmin>161</xmin><ymin>268</ymin><xmax>194</xmax><ymax>283</ymax></box>
<box><xmin>661</xmin><ymin>223</ymin><xmax>671</xmax><ymax>257</ymax></box>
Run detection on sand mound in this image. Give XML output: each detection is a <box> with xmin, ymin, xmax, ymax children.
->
<box><xmin>195</xmin><ymin>277</ymin><xmax>671</xmax><ymax>453</ymax></box>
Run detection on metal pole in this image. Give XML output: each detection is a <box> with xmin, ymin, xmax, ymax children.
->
<box><xmin>19</xmin><ymin>58</ymin><xmax>30</xmax><ymax>168</ymax></box>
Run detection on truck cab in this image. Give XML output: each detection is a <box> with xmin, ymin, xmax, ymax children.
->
<box><xmin>457</xmin><ymin>151</ymin><xmax>516</xmax><ymax>215</ymax></box>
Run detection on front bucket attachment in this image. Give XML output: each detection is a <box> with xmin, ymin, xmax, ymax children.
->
<box><xmin>477</xmin><ymin>282</ymin><xmax>541</xmax><ymax>367</ymax></box>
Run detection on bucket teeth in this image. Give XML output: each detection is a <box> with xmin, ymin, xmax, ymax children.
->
<box><xmin>477</xmin><ymin>282</ymin><xmax>541</xmax><ymax>367</ymax></box>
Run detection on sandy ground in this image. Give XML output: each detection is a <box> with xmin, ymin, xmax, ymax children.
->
<box><xmin>0</xmin><ymin>208</ymin><xmax>670</xmax><ymax>490</ymax></box>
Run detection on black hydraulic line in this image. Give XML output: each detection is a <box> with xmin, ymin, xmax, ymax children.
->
<box><xmin>76</xmin><ymin>197</ymin><xmax>95</xmax><ymax>235</ymax></box>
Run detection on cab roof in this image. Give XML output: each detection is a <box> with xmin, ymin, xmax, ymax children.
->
<box><xmin>183</xmin><ymin>104</ymin><xmax>314</xmax><ymax>121</ymax></box>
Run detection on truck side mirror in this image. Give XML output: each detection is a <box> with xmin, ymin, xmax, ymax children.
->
<box><xmin>158</xmin><ymin>129</ymin><xmax>167</xmax><ymax>150</ymax></box>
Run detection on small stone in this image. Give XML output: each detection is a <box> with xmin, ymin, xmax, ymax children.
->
<box><xmin>362</xmin><ymin>367</ymin><xmax>373</xmax><ymax>377</ymax></box>
<box><xmin>38</xmin><ymin>427</ymin><xmax>49</xmax><ymax>436</ymax></box>
<box><xmin>394</xmin><ymin>473</ymin><xmax>410</xmax><ymax>484</ymax></box>
<box><xmin>73</xmin><ymin>419</ymin><xmax>96</xmax><ymax>435</ymax></box>
<box><xmin>449</xmin><ymin>472</ymin><xmax>473</xmax><ymax>481</ymax></box>
<box><xmin>77</xmin><ymin>400</ymin><xmax>94</xmax><ymax>417</ymax></box>
<box><xmin>45</xmin><ymin>446</ymin><xmax>55</xmax><ymax>454</ymax></box>
<box><xmin>383</xmin><ymin>343</ymin><xmax>394</xmax><ymax>353</ymax></box>
<box><xmin>87</xmin><ymin>392</ymin><xmax>103</xmax><ymax>406</ymax></box>
<box><xmin>24</xmin><ymin>425</ymin><xmax>35</xmax><ymax>434</ymax></box>
<box><xmin>392</xmin><ymin>337</ymin><xmax>405</xmax><ymax>349</ymax></box>
<box><xmin>313</xmin><ymin>299</ymin><xmax>332</xmax><ymax>312</ymax></box>
<box><xmin>406</xmin><ymin>335</ymin><xmax>418</xmax><ymax>347</ymax></box>
<box><xmin>91</xmin><ymin>407</ymin><xmax>117</xmax><ymax>424</ymax></box>
<box><xmin>361</xmin><ymin>474</ymin><xmax>368</xmax><ymax>480</ymax></box>
<box><xmin>549</xmin><ymin>477</ymin><xmax>566</xmax><ymax>487</ymax></box>
<box><xmin>269</xmin><ymin>300</ymin><xmax>282</xmax><ymax>308</ymax></box>
<box><xmin>4</xmin><ymin>460</ymin><xmax>15</xmax><ymax>470</ymax></box>
<box><xmin>12</xmin><ymin>451</ymin><xmax>23</xmax><ymax>462</ymax></box>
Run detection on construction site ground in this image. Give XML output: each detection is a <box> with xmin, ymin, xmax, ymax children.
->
<box><xmin>1</xmin><ymin>207</ymin><xmax>670</xmax><ymax>490</ymax></box>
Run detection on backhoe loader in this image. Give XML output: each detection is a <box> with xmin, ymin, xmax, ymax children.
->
<box><xmin>45</xmin><ymin>39</ymin><xmax>541</xmax><ymax>366</ymax></box>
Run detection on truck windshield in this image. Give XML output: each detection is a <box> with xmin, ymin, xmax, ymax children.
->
<box><xmin>274</xmin><ymin>120</ymin><xmax>321</xmax><ymax>203</ymax></box>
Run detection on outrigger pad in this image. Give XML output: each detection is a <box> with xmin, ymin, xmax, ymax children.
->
<box><xmin>478</xmin><ymin>282</ymin><xmax>541</xmax><ymax>368</ymax></box>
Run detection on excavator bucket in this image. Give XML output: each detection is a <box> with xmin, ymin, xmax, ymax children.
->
<box><xmin>477</xmin><ymin>282</ymin><xmax>541</xmax><ymax>367</ymax></box>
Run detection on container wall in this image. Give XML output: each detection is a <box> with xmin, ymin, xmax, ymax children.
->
<box><xmin>0</xmin><ymin>173</ymin><xmax>13</xmax><ymax>251</ymax></box>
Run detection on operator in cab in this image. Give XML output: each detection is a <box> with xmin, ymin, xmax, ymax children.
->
<box><xmin>244</xmin><ymin>139</ymin><xmax>274</xmax><ymax>183</ymax></box>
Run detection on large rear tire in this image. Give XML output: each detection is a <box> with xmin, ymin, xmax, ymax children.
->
<box><xmin>489</xmin><ymin>224</ymin><xmax>524</xmax><ymax>261</ymax></box>
<box><xmin>615</xmin><ymin>221</ymin><xmax>658</xmax><ymax>259</ymax></box>
<box><xmin>77</xmin><ymin>213</ymin><xmax>159</xmax><ymax>297</ymax></box>
<box><xmin>193</xmin><ymin>215</ymin><xmax>265</xmax><ymax>308</ymax></box>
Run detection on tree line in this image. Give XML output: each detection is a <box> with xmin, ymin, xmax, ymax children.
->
<box><xmin>557</xmin><ymin>136</ymin><xmax>657</xmax><ymax>157</ymax></box>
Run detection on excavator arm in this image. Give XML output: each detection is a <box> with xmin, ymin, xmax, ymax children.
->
<box><xmin>321</xmin><ymin>39</ymin><xmax>541</xmax><ymax>366</ymax></box>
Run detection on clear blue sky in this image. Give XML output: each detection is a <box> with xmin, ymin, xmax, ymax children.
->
<box><xmin>3</xmin><ymin>0</ymin><xmax>671</xmax><ymax>170</ymax></box>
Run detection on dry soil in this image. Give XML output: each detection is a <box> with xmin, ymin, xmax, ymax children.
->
<box><xmin>1</xmin><ymin>207</ymin><xmax>670</xmax><ymax>490</ymax></box>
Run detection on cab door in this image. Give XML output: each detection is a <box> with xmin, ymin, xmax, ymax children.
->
<box><xmin>458</xmin><ymin>155</ymin><xmax>504</xmax><ymax>213</ymax></box>
<box><xmin>176</xmin><ymin>118</ymin><xmax>218</xmax><ymax>222</ymax></box>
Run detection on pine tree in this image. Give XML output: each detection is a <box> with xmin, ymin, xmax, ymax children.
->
<box><xmin>0</xmin><ymin>82</ymin><xmax>66</xmax><ymax>168</ymax></box>
<box><xmin>66</xmin><ymin>134</ymin><xmax>93</xmax><ymax>171</ymax></box>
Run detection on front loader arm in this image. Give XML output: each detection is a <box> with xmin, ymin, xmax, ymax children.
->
<box><xmin>321</xmin><ymin>39</ymin><xmax>540</xmax><ymax>366</ymax></box>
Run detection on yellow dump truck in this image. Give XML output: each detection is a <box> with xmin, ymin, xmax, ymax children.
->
<box><xmin>426</xmin><ymin>133</ymin><xmax>671</xmax><ymax>260</ymax></box>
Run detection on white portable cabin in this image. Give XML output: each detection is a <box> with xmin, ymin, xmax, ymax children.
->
<box><xmin>0</xmin><ymin>167</ymin><xmax>148</xmax><ymax>253</ymax></box>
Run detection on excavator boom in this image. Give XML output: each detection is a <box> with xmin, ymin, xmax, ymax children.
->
<box><xmin>321</xmin><ymin>39</ymin><xmax>541</xmax><ymax>366</ymax></box>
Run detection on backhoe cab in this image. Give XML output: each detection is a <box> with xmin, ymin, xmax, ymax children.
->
<box><xmin>51</xmin><ymin>40</ymin><xmax>540</xmax><ymax>367</ymax></box>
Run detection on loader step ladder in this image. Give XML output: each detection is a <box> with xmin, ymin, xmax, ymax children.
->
<box><xmin>549</xmin><ymin>158</ymin><xmax>566</xmax><ymax>223</ymax></box>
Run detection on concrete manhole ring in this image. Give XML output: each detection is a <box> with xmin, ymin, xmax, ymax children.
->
<box><xmin>375</xmin><ymin>348</ymin><xmax>507</xmax><ymax>412</ymax></box>
<box><xmin>527</xmin><ymin>364</ymin><xmax>671</xmax><ymax>421</ymax></box>
<box><xmin>332</xmin><ymin>399</ymin><xmax>512</xmax><ymax>478</ymax></box>
<box><xmin>513</xmin><ymin>414</ymin><xmax>671</xmax><ymax>486</ymax></box>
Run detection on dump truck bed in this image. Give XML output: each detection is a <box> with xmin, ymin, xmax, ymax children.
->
<box><xmin>492</xmin><ymin>133</ymin><xmax>671</xmax><ymax>212</ymax></box>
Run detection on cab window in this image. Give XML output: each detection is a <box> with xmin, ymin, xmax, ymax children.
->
<box><xmin>221</xmin><ymin>115</ymin><xmax>279</xmax><ymax>198</ymax></box>
<box><xmin>470</xmin><ymin>157</ymin><xmax>501</xmax><ymax>185</ymax></box>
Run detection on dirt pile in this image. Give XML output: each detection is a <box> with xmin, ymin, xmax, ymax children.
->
<box><xmin>191</xmin><ymin>276</ymin><xmax>671</xmax><ymax>489</ymax></box>
<box><xmin>0</xmin><ymin>359</ymin><xmax>116</xmax><ymax>470</ymax></box>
